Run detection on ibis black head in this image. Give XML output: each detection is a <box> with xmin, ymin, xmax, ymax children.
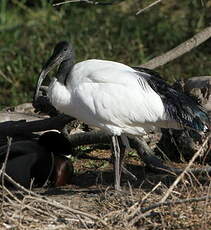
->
<box><xmin>34</xmin><ymin>41</ymin><xmax>74</xmax><ymax>100</ymax></box>
<box><xmin>43</xmin><ymin>41</ymin><xmax>74</xmax><ymax>70</ymax></box>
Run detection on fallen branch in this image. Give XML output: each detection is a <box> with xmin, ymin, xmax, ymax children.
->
<box><xmin>141</xmin><ymin>26</ymin><xmax>211</xmax><ymax>69</ymax></box>
<box><xmin>62</xmin><ymin>129</ymin><xmax>170</xmax><ymax>169</ymax></box>
<box><xmin>63</xmin><ymin>130</ymin><xmax>211</xmax><ymax>176</ymax></box>
<box><xmin>0</xmin><ymin>113</ymin><xmax>209</xmax><ymax>175</ymax></box>
<box><xmin>0</xmin><ymin>111</ymin><xmax>44</xmax><ymax>123</ymax></box>
<box><xmin>0</xmin><ymin>114</ymin><xmax>74</xmax><ymax>137</ymax></box>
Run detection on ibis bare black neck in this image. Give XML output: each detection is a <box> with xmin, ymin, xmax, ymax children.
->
<box><xmin>57</xmin><ymin>58</ymin><xmax>74</xmax><ymax>85</ymax></box>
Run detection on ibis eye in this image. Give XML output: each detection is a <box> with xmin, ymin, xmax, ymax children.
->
<box><xmin>64</xmin><ymin>48</ymin><xmax>67</xmax><ymax>51</ymax></box>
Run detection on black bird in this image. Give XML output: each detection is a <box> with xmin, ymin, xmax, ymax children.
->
<box><xmin>0</xmin><ymin>131</ymin><xmax>73</xmax><ymax>188</ymax></box>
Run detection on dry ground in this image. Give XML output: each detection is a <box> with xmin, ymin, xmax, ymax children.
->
<box><xmin>0</xmin><ymin>146</ymin><xmax>211</xmax><ymax>230</ymax></box>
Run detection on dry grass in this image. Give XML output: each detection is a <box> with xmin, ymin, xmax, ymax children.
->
<box><xmin>0</xmin><ymin>172</ymin><xmax>211</xmax><ymax>229</ymax></box>
<box><xmin>0</xmin><ymin>136</ymin><xmax>211</xmax><ymax>229</ymax></box>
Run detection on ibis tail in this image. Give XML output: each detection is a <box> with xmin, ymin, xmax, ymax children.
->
<box><xmin>133</xmin><ymin>67</ymin><xmax>209</xmax><ymax>132</ymax></box>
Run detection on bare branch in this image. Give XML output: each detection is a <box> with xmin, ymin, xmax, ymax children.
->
<box><xmin>136</xmin><ymin>0</ymin><xmax>162</xmax><ymax>15</ymax></box>
<box><xmin>63</xmin><ymin>130</ymin><xmax>211</xmax><ymax>175</ymax></box>
<box><xmin>141</xmin><ymin>26</ymin><xmax>211</xmax><ymax>69</ymax></box>
<box><xmin>0</xmin><ymin>114</ymin><xmax>74</xmax><ymax>137</ymax></box>
<box><xmin>0</xmin><ymin>112</ymin><xmax>44</xmax><ymax>123</ymax></box>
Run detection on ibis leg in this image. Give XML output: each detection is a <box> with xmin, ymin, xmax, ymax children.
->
<box><xmin>120</xmin><ymin>134</ymin><xmax>137</xmax><ymax>181</ymax></box>
<box><xmin>112</xmin><ymin>134</ymin><xmax>137</xmax><ymax>190</ymax></box>
<box><xmin>111</xmin><ymin>135</ymin><xmax>121</xmax><ymax>191</ymax></box>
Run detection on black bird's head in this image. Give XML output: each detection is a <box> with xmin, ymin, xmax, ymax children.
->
<box><xmin>34</xmin><ymin>41</ymin><xmax>74</xmax><ymax>101</ymax></box>
<box><xmin>38</xmin><ymin>131</ymin><xmax>72</xmax><ymax>155</ymax></box>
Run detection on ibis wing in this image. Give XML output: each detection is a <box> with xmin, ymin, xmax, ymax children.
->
<box><xmin>72</xmin><ymin>70</ymin><xmax>167</xmax><ymax>132</ymax></box>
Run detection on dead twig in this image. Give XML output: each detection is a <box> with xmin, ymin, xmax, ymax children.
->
<box><xmin>25</xmin><ymin>195</ymin><xmax>108</xmax><ymax>227</ymax></box>
<box><xmin>1</xmin><ymin>137</ymin><xmax>12</xmax><ymax>207</ymax></box>
<box><xmin>128</xmin><ymin>194</ymin><xmax>211</xmax><ymax>226</ymax></box>
<box><xmin>202</xmin><ymin>180</ymin><xmax>211</xmax><ymax>229</ymax></box>
<box><xmin>0</xmin><ymin>69</ymin><xmax>13</xmax><ymax>84</ymax></box>
<box><xmin>160</xmin><ymin>134</ymin><xmax>210</xmax><ymax>203</ymax></box>
<box><xmin>53</xmin><ymin>0</ymin><xmax>124</xmax><ymax>6</ymax></box>
<box><xmin>0</xmin><ymin>173</ymin><xmax>41</xmax><ymax>197</ymax></box>
<box><xmin>136</xmin><ymin>0</ymin><xmax>162</xmax><ymax>15</ymax></box>
<box><xmin>0</xmin><ymin>173</ymin><xmax>109</xmax><ymax>228</ymax></box>
<box><xmin>117</xmin><ymin>134</ymin><xmax>211</xmax><ymax>226</ymax></box>
<box><xmin>126</xmin><ymin>182</ymin><xmax>162</xmax><ymax>222</ymax></box>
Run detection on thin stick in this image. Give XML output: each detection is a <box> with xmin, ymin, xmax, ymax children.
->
<box><xmin>0</xmin><ymin>172</ymin><xmax>40</xmax><ymax>197</ymax></box>
<box><xmin>0</xmin><ymin>173</ymin><xmax>108</xmax><ymax>227</ymax></box>
<box><xmin>0</xmin><ymin>174</ymin><xmax>108</xmax><ymax>227</ymax></box>
<box><xmin>202</xmin><ymin>179</ymin><xmax>211</xmax><ymax>229</ymax></box>
<box><xmin>53</xmin><ymin>0</ymin><xmax>123</xmax><ymax>6</ymax></box>
<box><xmin>1</xmin><ymin>137</ymin><xmax>12</xmax><ymax>207</ymax></box>
<box><xmin>126</xmin><ymin>182</ymin><xmax>162</xmax><ymax>221</ymax></box>
<box><xmin>128</xmin><ymin>194</ymin><xmax>211</xmax><ymax>226</ymax></box>
<box><xmin>160</xmin><ymin>134</ymin><xmax>210</xmax><ymax>203</ymax></box>
<box><xmin>0</xmin><ymin>185</ymin><xmax>21</xmax><ymax>204</ymax></box>
<box><xmin>125</xmin><ymin>135</ymin><xmax>210</xmax><ymax>226</ymax></box>
<box><xmin>136</xmin><ymin>0</ymin><xmax>162</xmax><ymax>15</ymax></box>
<box><xmin>27</xmin><ymin>195</ymin><xmax>108</xmax><ymax>227</ymax></box>
<box><xmin>0</xmin><ymin>69</ymin><xmax>13</xmax><ymax>84</ymax></box>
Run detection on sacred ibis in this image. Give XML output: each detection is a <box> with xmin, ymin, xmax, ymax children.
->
<box><xmin>34</xmin><ymin>41</ymin><xmax>209</xmax><ymax>190</ymax></box>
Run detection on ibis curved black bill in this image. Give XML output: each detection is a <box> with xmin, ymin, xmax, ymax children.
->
<box><xmin>34</xmin><ymin>53</ymin><xmax>63</xmax><ymax>101</ymax></box>
<box><xmin>34</xmin><ymin>41</ymin><xmax>73</xmax><ymax>101</ymax></box>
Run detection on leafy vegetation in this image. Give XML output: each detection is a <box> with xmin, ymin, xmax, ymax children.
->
<box><xmin>0</xmin><ymin>0</ymin><xmax>210</xmax><ymax>108</ymax></box>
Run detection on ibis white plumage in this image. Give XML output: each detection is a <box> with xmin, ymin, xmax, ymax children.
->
<box><xmin>35</xmin><ymin>41</ymin><xmax>209</xmax><ymax>190</ymax></box>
